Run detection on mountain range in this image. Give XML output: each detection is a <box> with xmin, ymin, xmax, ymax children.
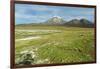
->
<box><xmin>17</xmin><ymin>16</ymin><xmax>94</xmax><ymax>28</ymax></box>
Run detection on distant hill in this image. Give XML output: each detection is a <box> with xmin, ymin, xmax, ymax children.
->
<box><xmin>16</xmin><ymin>16</ymin><xmax>94</xmax><ymax>28</ymax></box>
<box><xmin>64</xmin><ymin>19</ymin><xmax>94</xmax><ymax>27</ymax></box>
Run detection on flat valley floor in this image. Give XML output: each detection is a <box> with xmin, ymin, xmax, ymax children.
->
<box><xmin>15</xmin><ymin>25</ymin><xmax>95</xmax><ymax>65</ymax></box>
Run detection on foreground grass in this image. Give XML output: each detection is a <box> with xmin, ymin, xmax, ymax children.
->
<box><xmin>15</xmin><ymin>26</ymin><xmax>95</xmax><ymax>65</ymax></box>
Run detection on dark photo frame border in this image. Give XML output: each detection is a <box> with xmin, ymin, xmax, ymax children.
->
<box><xmin>10</xmin><ymin>0</ymin><xmax>96</xmax><ymax>68</ymax></box>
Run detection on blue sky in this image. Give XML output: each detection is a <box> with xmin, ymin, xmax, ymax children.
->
<box><xmin>15</xmin><ymin>4</ymin><xmax>95</xmax><ymax>24</ymax></box>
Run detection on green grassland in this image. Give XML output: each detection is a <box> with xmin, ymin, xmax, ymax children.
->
<box><xmin>15</xmin><ymin>25</ymin><xmax>95</xmax><ymax>65</ymax></box>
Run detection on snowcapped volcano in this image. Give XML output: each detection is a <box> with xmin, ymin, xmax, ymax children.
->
<box><xmin>45</xmin><ymin>16</ymin><xmax>66</xmax><ymax>25</ymax></box>
<box><xmin>52</xmin><ymin>16</ymin><xmax>62</xmax><ymax>19</ymax></box>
